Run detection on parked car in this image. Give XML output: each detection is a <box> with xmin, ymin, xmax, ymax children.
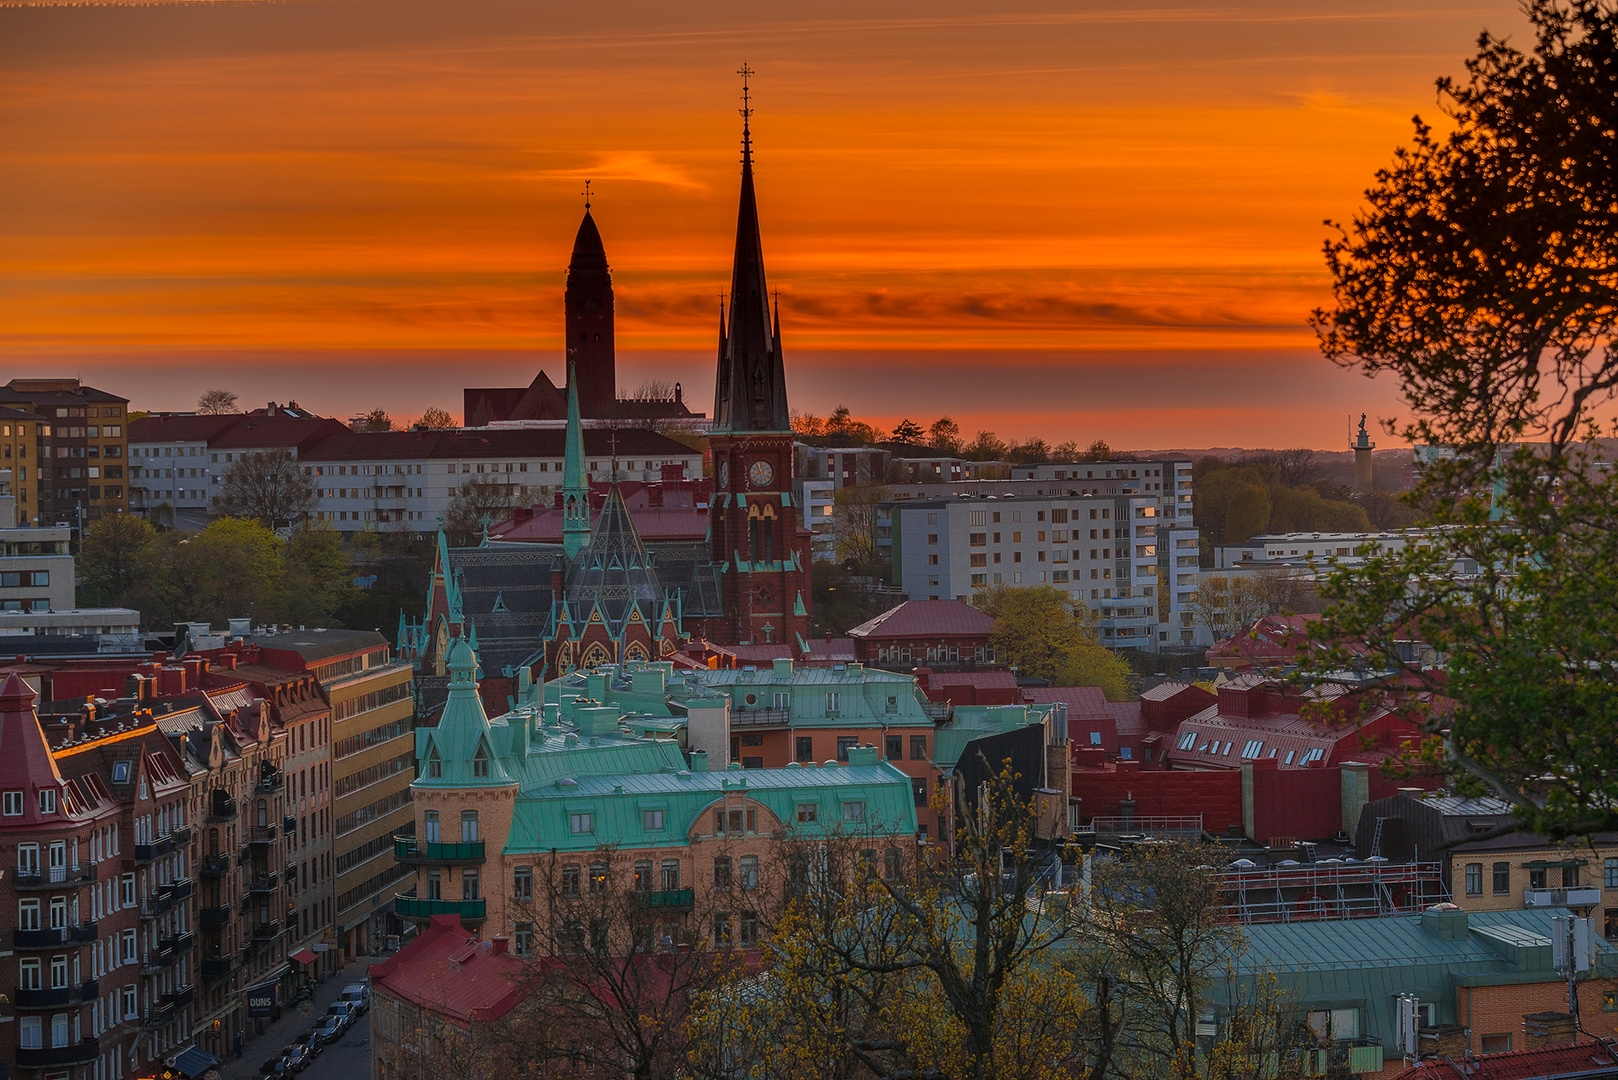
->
<box><xmin>280</xmin><ymin>1044</ymin><xmax>311</xmax><ymax>1073</ymax></box>
<box><xmin>326</xmin><ymin>1001</ymin><xmax>358</xmax><ymax>1030</ymax></box>
<box><xmin>340</xmin><ymin>982</ymin><xmax>370</xmax><ymax>1014</ymax></box>
<box><xmin>259</xmin><ymin>1058</ymin><xmax>289</xmax><ymax>1080</ymax></box>
<box><xmin>296</xmin><ymin>1029</ymin><xmax>323</xmax><ymax>1057</ymax></box>
<box><xmin>312</xmin><ymin>1016</ymin><xmax>343</xmax><ymax>1046</ymax></box>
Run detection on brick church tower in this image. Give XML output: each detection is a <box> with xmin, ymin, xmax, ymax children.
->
<box><xmin>708</xmin><ymin>71</ymin><xmax>812</xmax><ymax>647</ymax></box>
<box><xmin>565</xmin><ymin>205</ymin><xmax>616</xmax><ymax>417</ymax></box>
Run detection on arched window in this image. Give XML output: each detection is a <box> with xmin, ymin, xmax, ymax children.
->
<box><xmin>461</xmin><ymin>811</ymin><xmax>478</xmax><ymax>843</ymax></box>
<box><xmin>423</xmin><ymin>811</ymin><xmax>439</xmax><ymax>844</ymax></box>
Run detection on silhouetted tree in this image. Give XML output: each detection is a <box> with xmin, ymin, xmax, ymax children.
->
<box><xmin>215</xmin><ymin>450</ymin><xmax>313</xmax><ymax>529</ymax></box>
<box><xmin>197</xmin><ymin>388</ymin><xmax>238</xmax><ymax>414</ymax></box>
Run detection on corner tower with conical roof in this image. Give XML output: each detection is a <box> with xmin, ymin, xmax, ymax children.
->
<box><xmin>707</xmin><ymin>67</ymin><xmax>812</xmax><ymax>647</ymax></box>
<box><xmin>566</xmin><ymin>203</ymin><xmax>616</xmax><ymax>416</ymax></box>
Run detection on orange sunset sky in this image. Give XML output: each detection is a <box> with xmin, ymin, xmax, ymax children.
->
<box><xmin>0</xmin><ymin>1</ymin><xmax>1531</xmax><ymax>449</ymax></box>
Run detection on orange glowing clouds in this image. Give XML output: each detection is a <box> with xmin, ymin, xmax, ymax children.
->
<box><xmin>0</xmin><ymin>0</ymin><xmax>1533</xmax><ymax>445</ymax></box>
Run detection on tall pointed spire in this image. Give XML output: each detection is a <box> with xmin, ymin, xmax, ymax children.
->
<box><xmin>566</xmin><ymin>195</ymin><xmax>615</xmax><ymax>416</ymax></box>
<box><xmin>713</xmin><ymin>65</ymin><xmax>791</xmax><ymax>434</ymax></box>
<box><xmin>562</xmin><ymin>361</ymin><xmax>591</xmax><ymax>558</ymax></box>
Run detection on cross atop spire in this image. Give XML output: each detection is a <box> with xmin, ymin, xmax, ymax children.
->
<box><xmin>582</xmin><ymin>179</ymin><xmax>592</xmax><ymax>209</ymax></box>
<box><xmin>738</xmin><ymin>64</ymin><xmax>755</xmax><ymax>168</ymax></box>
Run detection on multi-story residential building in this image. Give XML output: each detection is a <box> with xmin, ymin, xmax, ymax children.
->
<box><xmin>794</xmin><ymin>477</ymin><xmax>836</xmax><ymax>561</ymax></box>
<box><xmin>1</xmin><ymin>672</ymin><xmax>203</xmax><ymax>1080</ymax></box>
<box><xmin>1355</xmin><ymin>791</ymin><xmax>1618</xmax><ymax>937</ymax></box>
<box><xmin>0</xmin><ymin>380</ymin><xmax>130</xmax><ymax>526</ymax></box>
<box><xmin>128</xmin><ymin>414</ymin><xmax>701</xmax><ymax>534</ymax></box>
<box><xmin>1010</xmin><ymin>458</ymin><xmax>1195</xmax><ymax>523</ymax></box>
<box><xmin>0</xmin><ymin>481</ymin><xmax>74</xmax><ymax>612</ymax></box>
<box><xmin>1213</xmin><ymin>528</ymin><xmax>1470</xmax><ymax>571</ymax></box>
<box><xmin>884</xmin><ymin>491</ymin><xmax>1191</xmax><ymax>650</ymax></box>
<box><xmin>394</xmin><ymin>642</ymin><xmax>919</xmax><ymax>944</ymax></box>
<box><xmin>1</xmin><ymin>409</ymin><xmax>43</xmax><ymax>523</ymax></box>
<box><xmin>845</xmin><ymin>599</ymin><xmax>999</xmax><ymax>670</ymax></box>
<box><xmin>248</xmin><ymin>630</ymin><xmax>415</xmax><ymax>958</ymax></box>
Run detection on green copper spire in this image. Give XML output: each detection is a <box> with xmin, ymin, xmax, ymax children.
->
<box><xmin>563</xmin><ymin>360</ymin><xmax>591</xmax><ymax>558</ymax></box>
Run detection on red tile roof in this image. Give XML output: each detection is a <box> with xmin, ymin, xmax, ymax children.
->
<box><xmin>1024</xmin><ymin>685</ymin><xmax>1111</xmax><ymax>722</ymax></box>
<box><xmin>846</xmin><ymin>600</ymin><xmax>997</xmax><ymax>640</ymax></box>
<box><xmin>370</xmin><ymin>915</ymin><xmax>532</xmax><ymax>1028</ymax></box>
<box><xmin>1386</xmin><ymin>1041</ymin><xmax>1618</xmax><ymax>1080</ymax></box>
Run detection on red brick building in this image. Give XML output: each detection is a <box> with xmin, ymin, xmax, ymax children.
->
<box><xmin>846</xmin><ymin>600</ymin><xmax>998</xmax><ymax>669</ymax></box>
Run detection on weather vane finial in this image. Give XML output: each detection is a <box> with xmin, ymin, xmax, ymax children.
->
<box><xmin>737</xmin><ymin>63</ymin><xmax>755</xmax><ymax>167</ymax></box>
<box><xmin>582</xmin><ymin>179</ymin><xmax>592</xmax><ymax>209</ymax></box>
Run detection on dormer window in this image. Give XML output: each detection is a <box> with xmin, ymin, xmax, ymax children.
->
<box><xmin>38</xmin><ymin>789</ymin><xmax>56</xmax><ymax>815</ymax></box>
<box><xmin>472</xmin><ymin>746</ymin><xmax>490</xmax><ymax>779</ymax></box>
<box><xmin>2</xmin><ymin>790</ymin><xmax>21</xmax><ymax>816</ymax></box>
<box><xmin>426</xmin><ymin>749</ymin><xmax>442</xmax><ymax>779</ymax></box>
<box><xmin>111</xmin><ymin>761</ymin><xmax>131</xmax><ymax>784</ymax></box>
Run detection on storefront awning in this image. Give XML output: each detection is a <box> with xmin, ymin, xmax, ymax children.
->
<box><xmin>174</xmin><ymin>1046</ymin><xmax>222</xmax><ymax>1078</ymax></box>
<box><xmin>289</xmin><ymin>948</ymin><xmax>319</xmax><ymax>967</ymax></box>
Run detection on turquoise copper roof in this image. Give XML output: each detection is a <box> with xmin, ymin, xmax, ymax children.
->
<box><xmin>414</xmin><ymin>639</ymin><xmax>517</xmax><ymax>789</ymax></box>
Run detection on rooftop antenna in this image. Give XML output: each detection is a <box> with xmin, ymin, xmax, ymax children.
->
<box><xmin>608</xmin><ymin>430</ymin><xmax>619</xmax><ymax>482</ymax></box>
<box><xmin>582</xmin><ymin>179</ymin><xmax>592</xmax><ymax>210</ymax></box>
<box><xmin>738</xmin><ymin>63</ymin><xmax>755</xmax><ymax>167</ymax></box>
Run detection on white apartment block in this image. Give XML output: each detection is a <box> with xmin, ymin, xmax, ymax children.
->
<box><xmin>885</xmin><ymin>492</ymin><xmax>1199</xmax><ymax>651</ymax></box>
<box><xmin>1009</xmin><ymin>458</ymin><xmax>1195</xmax><ymax>525</ymax></box>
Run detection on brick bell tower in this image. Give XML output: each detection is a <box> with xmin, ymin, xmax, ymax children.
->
<box><xmin>709</xmin><ymin>67</ymin><xmax>811</xmax><ymax>647</ymax></box>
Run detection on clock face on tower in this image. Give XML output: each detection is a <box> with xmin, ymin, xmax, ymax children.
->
<box><xmin>717</xmin><ymin>460</ymin><xmax>729</xmax><ymax>490</ymax></box>
<box><xmin>748</xmin><ymin>459</ymin><xmax>774</xmax><ymax>488</ymax></box>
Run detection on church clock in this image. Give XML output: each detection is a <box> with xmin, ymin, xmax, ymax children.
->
<box><xmin>748</xmin><ymin>459</ymin><xmax>774</xmax><ymax>488</ymax></box>
<box><xmin>718</xmin><ymin>459</ymin><xmax>730</xmax><ymax>490</ymax></box>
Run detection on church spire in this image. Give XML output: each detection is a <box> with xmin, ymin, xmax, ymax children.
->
<box><xmin>562</xmin><ymin>362</ymin><xmax>591</xmax><ymax>558</ymax></box>
<box><xmin>565</xmin><ymin>194</ymin><xmax>615</xmax><ymax>417</ymax></box>
<box><xmin>713</xmin><ymin>65</ymin><xmax>791</xmax><ymax>435</ymax></box>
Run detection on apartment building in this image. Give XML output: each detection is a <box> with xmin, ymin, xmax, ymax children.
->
<box><xmin>884</xmin><ymin>492</ymin><xmax>1196</xmax><ymax>651</ymax></box>
<box><xmin>1</xmin><ymin>409</ymin><xmax>42</xmax><ymax>522</ymax></box>
<box><xmin>0</xmin><ymin>380</ymin><xmax>130</xmax><ymax>525</ymax></box>
<box><xmin>395</xmin><ymin>641</ymin><xmax>918</xmax><ymax>943</ymax></box>
<box><xmin>128</xmin><ymin>415</ymin><xmax>700</xmax><ymax>534</ymax></box>
<box><xmin>1</xmin><ymin>674</ymin><xmax>204</xmax><ymax>1080</ymax></box>
<box><xmin>0</xmin><ymin>481</ymin><xmax>74</xmax><ymax>612</ymax></box>
<box><xmin>248</xmin><ymin>630</ymin><xmax>415</xmax><ymax>958</ymax></box>
<box><xmin>1010</xmin><ymin>457</ymin><xmax>1196</xmax><ymax>525</ymax></box>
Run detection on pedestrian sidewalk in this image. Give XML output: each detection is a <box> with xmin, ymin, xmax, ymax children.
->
<box><xmin>214</xmin><ymin>955</ymin><xmax>380</xmax><ymax>1080</ymax></box>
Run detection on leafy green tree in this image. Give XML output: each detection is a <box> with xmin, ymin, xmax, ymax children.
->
<box><xmin>278</xmin><ymin>523</ymin><xmax>358</xmax><ymax>627</ymax></box>
<box><xmin>889</xmin><ymin>418</ymin><xmax>925</xmax><ymax>444</ymax></box>
<box><xmin>79</xmin><ymin>513</ymin><xmax>158</xmax><ymax>607</ymax></box>
<box><xmin>962</xmin><ymin>430</ymin><xmax>1008</xmax><ymax>461</ymax></box>
<box><xmin>1007</xmin><ymin>437</ymin><xmax>1050</xmax><ymax>465</ymax></box>
<box><xmin>976</xmin><ymin>585</ymin><xmax>1132</xmax><ymax>700</ymax></box>
<box><xmin>928</xmin><ymin>417</ymin><xmax>962</xmax><ymax>455</ymax></box>
<box><xmin>1080</xmin><ymin>439</ymin><xmax>1112</xmax><ymax>462</ymax></box>
<box><xmin>1309</xmin><ymin>0</ymin><xmax>1618</xmax><ymax>838</ymax></box>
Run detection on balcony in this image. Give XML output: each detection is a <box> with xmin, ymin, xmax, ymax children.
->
<box><xmin>161</xmin><ymin>985</ymin><xmax>196</xmax><ymax>1011</ymax></box>
<box><xmin>12</xmin><ymin>864</ymin><xmax>97</xmax><ymax>890</ymax></box>
<box><xmin>249</xmin><ymin>875</ymin><xmax>280</xmax><ymax>895</ymax></box>
<box><xmin>283</xmin><ymin>816</ymin><xmax>296</xmax><ymax>835</ymax></box>
<box><xmin>161</xmin><ymin>878</ymin><xmax>194</xmax><ymax>903</ymax></box>
<box><xmin>134</xmin><ymin>834</ymin><xmax>174</xmax><ymax>862</ymax></box>
<box><xmin>637</xmin><ymin>888</ymin><xmax>695</xmax><ymax>911</ymax></box>
<box><xmin>170</xmin><ymin>825</ymin><xmax>193</xmax><ymax>846</ymax></box>
<box><xmin>393</xmin><ymin>837</ymin><xmax>486</xmax><ymax>865</ymax></box>
<box><xmin>13</xmin><ymin>923</ymin><xmax>96</xmax><ymax>949</ymax></box>
<box><xmin>139</xmin><ymin>1001</ymin><xmax>178</xmax><ymax>1030</ymax></box>
<box><xmin>13</xmin><ymin>980</ymin><xmax>99</xmax><ymax>1009</ymax></box>
<box><xmin>393</xmin><ymin>896</ymin><xmax>486</xmax><ymax>922</ymax></box>
<box><xmin>256</xmin><ymin>770</ymin><xmax>285</xmax><ymax>795</ymax></box>
<box><xmin>199</xmin><ymin>904</ymin><xmax>232</xmax><ymax>928</ymax></box>
<box><xmin>207</xmin><ymin>795</ymin><xmax>237</xmax><ymax>822</ymax></box>
<box><xmin>1524</xmin><ymin>887</ymin><xmax>1603</xmax><ymax>909</ymax></box>
<box><xmin>247</xmin><ymin>826</ymin><xmax>279</xmax><ymax>846</ymax></box>
<box><xmin>198</xmin><ymin>855</ymin><xmax>231</xmax><ymax>878</ymax></box>
<box><xmin>140</xmin><ymin>948</ymin><xmax>177</xmax><ymax>975</ymax></box>
<box><xmin>139</xmin><ymin>894</ymin><xmax>175</xmax><ymax>920</ymax></box>
<box><xmin>200</xmin><ymin>957</ymin><xmax>232</xmax><ymax>982</ymax></box>
<box><xmin>1301</xmin><ymin>1038</ymin><xmax>1384</xmax><ymax>1076</ymax></box>
<box><xmin>250</xmin><ymin>922</ymin><xmax>285</xmax><ymax>945</ymax></box>
<box><xmin>15</xmin><ymin>1037</ymin><xmax>100</xmax><ymax>1068</ymax></box>
<box><xmin>161</xmin><ymin>931</ymin><xmax>196</xmax><ymax>954</ymax></box>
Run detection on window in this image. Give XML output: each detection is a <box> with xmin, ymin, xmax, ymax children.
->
<box><xmin>634</xmin><ymin>860</ymin><xmax>652</xmax><ymax>892</ymax></box>
<box><xmin>426</xmin><ymin>749</ymin><xmax>442</xmax><ymax>779</ymax></box>
<box><xmin>795</xmin><ymin>736</ymin><xmax>813</xmax><ymax>763</ymax></box>
<box><xmin>714</xmin><ymin>913</ymin><xmax>733</xmax><ymax>947</ymax></box>
<box><xmin>427</xmin><ymin>870</ymin><xmax>442</xmax><ymax>899</ymax></box>
<box><xmin>660</xmin><ymin>860</ymin><xmax>680</xmax><ymax>890</ymax></box>
<box><xmin>1178</xmin><ymin>731</ymin><xmax>1197</xmax><ymax>751</ymax></box>
<box><xmin>20</xmin><ymin>1016</ymin><xmax>41</xmax><ymax>1050</ymax></box>
<box><xmin>1090</xmin><ymin>731</ymin><xmax>1103</xmax><ymax>746</ymax></box>
<box><xmin>836</xmin><ymin>736</ymin><xmax>857</xmax><ymax>761</ymax></box>
<box><xmin>423</xmin><ymin>810</ymin><xmax>440</xmax><ymax>843</ymax></box>
<box><xmin>714</xmin><ymin>857</ymin><xmax>733</xmax><ymax>889</ymax></box>
<box><xmin>121</xmin><ymin>929</ymin><xmax>136</xmax><ymax>964</ymax></box>
<box><xmin>472</xmin><ymin>746</ymin><xmax>490</xmax><ymax>778</ymax></box>
<box><xmin>741</xmin><ymin>910</ymin><xmax>759</xmax><ymax>945</ymax></box>
<box><xmin>38</xmin><ymin>788</ymin><xmax>55</xmax><ymax>814</ymax></box>
<box><xmin>121</xmin><ymin>985</ymin><xmax>136</xmax><ymax>1019</ymax></box>
<box><xmin>1481</xmin><ymin>1035</ymin><xmax>1512</xmax><ymax>1053</ymax></box>
<box><xmin>911</xmin><ymin>735</ymin><xmax>927</xmax><ymax>760</ymax></box>
<box><xmin>796</xmin><ymin>803</ymin><xmax>818</xmax><ymax>824</ymax></box>
<box><xmin>1</xmin><ymin>790</ymin><xmax>21</xmax><ymax>815</ymax></box>
<box><xmin>17</xmin><ymin>842</ymin><xmax>38</xmax><ymax>876</ymax></box>
<box><xmin>19</xmin><ymin>958</ymin><xmax>41</xmax><ymax>989</ymax></box>
<box><xmin>825</xmin><ymin>692</ymin><xmax>840</xmax><ymax>715</ymax></box>
<box><xmin>1241</xmin><ymin>740</ymin><xmax>1264</xmax><ymax>759</ymax></box>
<box><xmin>1564</xmin><ymin>865</ymin><xmax>1581</xmax><ymax>887</ymax></box>
<box><xmin>120</xmin><ymin>874</ymin><xmax>134</xmax><ymax>907</ymax></box>
<box><xmin>842</xmin><ymin>800</ymin><xmax>866</xmax><ymax>823</ymax></box>
<box><xmin>461</xmin><ymin>810</ymin><xmax>479</xmax><ymax>842</ymax></box>
<box><xmin>1605</xmin><ymin>858</ymin><xmax>1618</xmax><ymax>889</ymax></box>
<box><xmin>561</xmin><ymin>866</ymin><xmax>581</xmax><ymax>897</ymax></box>
<box><xmin>886</xmin><ymin>695</ymin><xmax>898</xmax><ymax>714</ymax></box>
<box><xmin>1465</xmin><ymin>863</ymin><xmax>1483</xmax><ymax>895</ymax></box>
<box><xmin>740</xmin><ymin>855</ymin><xmax>758</xmax><ymax>891</ymax></box>
<box><xmin>643</xmin><ymin>809</ymin><xmax>665</xmax><ymax>831</ymax></box>
<box><xmin>50</xmin><ymin>955</ymin><xmax>67</xmax><ymax>989</ymax></box>
<box><xmin>513</xmin><ymin>866</ymin><xmax>532</xmax><ymax>901</ymax></box>
<box><xmin>514</xmin><ymin>922</ymin><xmax>533</xmax><ymax>956</ymax></box>
<box><xmin>570</xmin><ymin>812</ymin><xmax>593</xmax><ymax>834</ymax></box>
<box><xmin>913</xmin><ymin>777</ymin><xmax>928</xmax><ymax>807</ymax></box>
<box><xmin>1494</xmin><ymin>862</ymin><xmax>1511</xmax><ymax>895</ymax></box>
<box><xmin>588</xmin><ymin>864</ymin><xmax>606</xmax><ymax>895</ymax></box>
